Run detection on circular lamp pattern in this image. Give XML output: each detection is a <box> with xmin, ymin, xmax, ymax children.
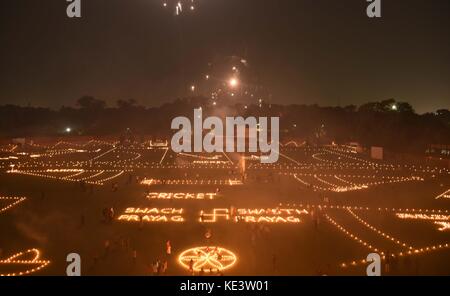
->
<box><xmin>178</xmin><ymin>246</ymin><xmax>237</xmax><ymax>273</ymax></box>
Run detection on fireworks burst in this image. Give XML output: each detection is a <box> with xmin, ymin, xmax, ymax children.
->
<box><xmin>190</xmin><ymin>56</ymin><xmax>272</xmax><ymax>107</ymax></box>
<box><xmin>162</xmin><ymin>0</ymin><xmax>196</xmax><ymax>16</ymax></box>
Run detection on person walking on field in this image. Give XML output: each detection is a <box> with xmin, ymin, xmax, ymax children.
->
<box><xmin>132</xmin><ymin>250</ymin><xmax>137</xmax><ymax>264</ymax></box>
<box><xmin>104</xmin><ymin>240</ymin><xmax>110</xmax><ymax>257</ymax></box>
<box><xmin>189</xmin><ymin>259</ymin><xmax>194</xmax><ymax>274</ymax></box>
<box><xmin>166</xmin><ymin>240</ymin><xmax>172</xmax><ymax>256</ymax></box>
<box><xmin>151</xmin><ymin>261</ymin><xmax>158</xmax><ymax>275</ymax></box>
<box><xmin>385</xmin><ymin>250</ymin><xmax>391</xmax><ymax>274</ymax></box>
<box><xmin>162</xmin><ymin>260</ymin><xmax>168</xmax><ymax>274</ymax></box>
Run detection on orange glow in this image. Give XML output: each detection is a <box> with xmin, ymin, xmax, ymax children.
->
<box><xmin>178</xmin><ymin>246</ymin><xmax>237</xmax><ymax>273</ymax></box>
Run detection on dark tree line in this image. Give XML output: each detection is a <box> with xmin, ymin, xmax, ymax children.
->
<box><xmin>0</xmin><ymin>96</ymin><xmax>449</xmax><ymax>153</ymax></box>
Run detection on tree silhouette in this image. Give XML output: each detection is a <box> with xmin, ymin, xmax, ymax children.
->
<box><xmin>76</xmin><ymin>96</ymin><xmax>106</xmax><ymax>110</ymax></box>
<box><xmin>116</xmin><ymin>99</ymin><xmax>137</xmax><ymax>109</ymax></box>
<box><xmin>0</xmin><ymin>97</ymin><xmax>448</xmax><ymax>155</ymax></box>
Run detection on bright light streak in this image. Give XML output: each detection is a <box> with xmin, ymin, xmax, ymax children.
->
<box><xmin>229</xmin><ymin>78</ymin><xmax>238</xmax><ymax>88</ymax></box>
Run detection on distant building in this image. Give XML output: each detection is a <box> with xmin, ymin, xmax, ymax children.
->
<box><xmin>343</xmin><ymin>142</ymin><xmax>363</xmax><ymax>154</ymax></box>
<box><xmin>149</xmin><ymin>139</ymin><xmax>168</xmax><ymax>147</ymax></box>
<box><xmin>426</xmin><ymin>144</ymin><xmax>450</xmax><ymax>159</ymax></box>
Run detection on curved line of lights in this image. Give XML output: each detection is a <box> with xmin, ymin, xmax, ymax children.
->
<box><xmin>0</xmin><ymin>249</ymin><xmax>50</xmax><ymax>276</ymax></box>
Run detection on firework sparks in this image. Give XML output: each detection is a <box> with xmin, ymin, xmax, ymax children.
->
<box><xmin>187</xmin><ymin>56</ymin><xmax>272</xmax><ymax>106</ymax></box>
<box><xmin>162</xmin><ymin>0</ymin><xmax>196</xmax><ymax>16</ymax></box>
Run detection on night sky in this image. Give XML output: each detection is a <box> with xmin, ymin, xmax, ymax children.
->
<box><xmin>0</xmin><ymin>0</ymin><xmax>449</xmax><ymax>113</ymax></box>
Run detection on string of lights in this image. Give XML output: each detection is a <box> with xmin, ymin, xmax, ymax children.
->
<box><xmin>0</xmin><ymin>196</ymin><xmax>27</xmax><ymax>214</ymax></box>
<box><xmin>0</xmin><ymin>248</ymin><xmax>50</xmax><ymax>276</ymax></box>
<box><xmin>140</xmin><ymin>178</ymin><xmax>243</xmax><ymax>186</ymax></box>
<box><xmin>280</xmin><ymin>203</ymin><xmax>450</xmax><ymax>215</ymax></box>
<box><xmin>7</xmin><ymin>169</ymin><xmax>127</xmax><ymax>186</ymax></box>
<box><xmin>340</xmin><ymin>243</ymin><xmax>450</xmax><ymax>269</ymax></box>
<box><xmin>435</xmin><ymin>189</ymin><xmax>450</xmax><ymax>199</ymax></box>
<box><xmin>347</xmin><ymin>208</ymin><xmax>414</xmax><ymax>250</ymax></box>
<box><xmin>324</xmin><ymin>213</ymin><xmax>380</xmax><ymax>253</ymax></box>
<box><xmin>291</xmin><ymin>173</ymin><xmax>422</xmax><ymax>193</ymax></box>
